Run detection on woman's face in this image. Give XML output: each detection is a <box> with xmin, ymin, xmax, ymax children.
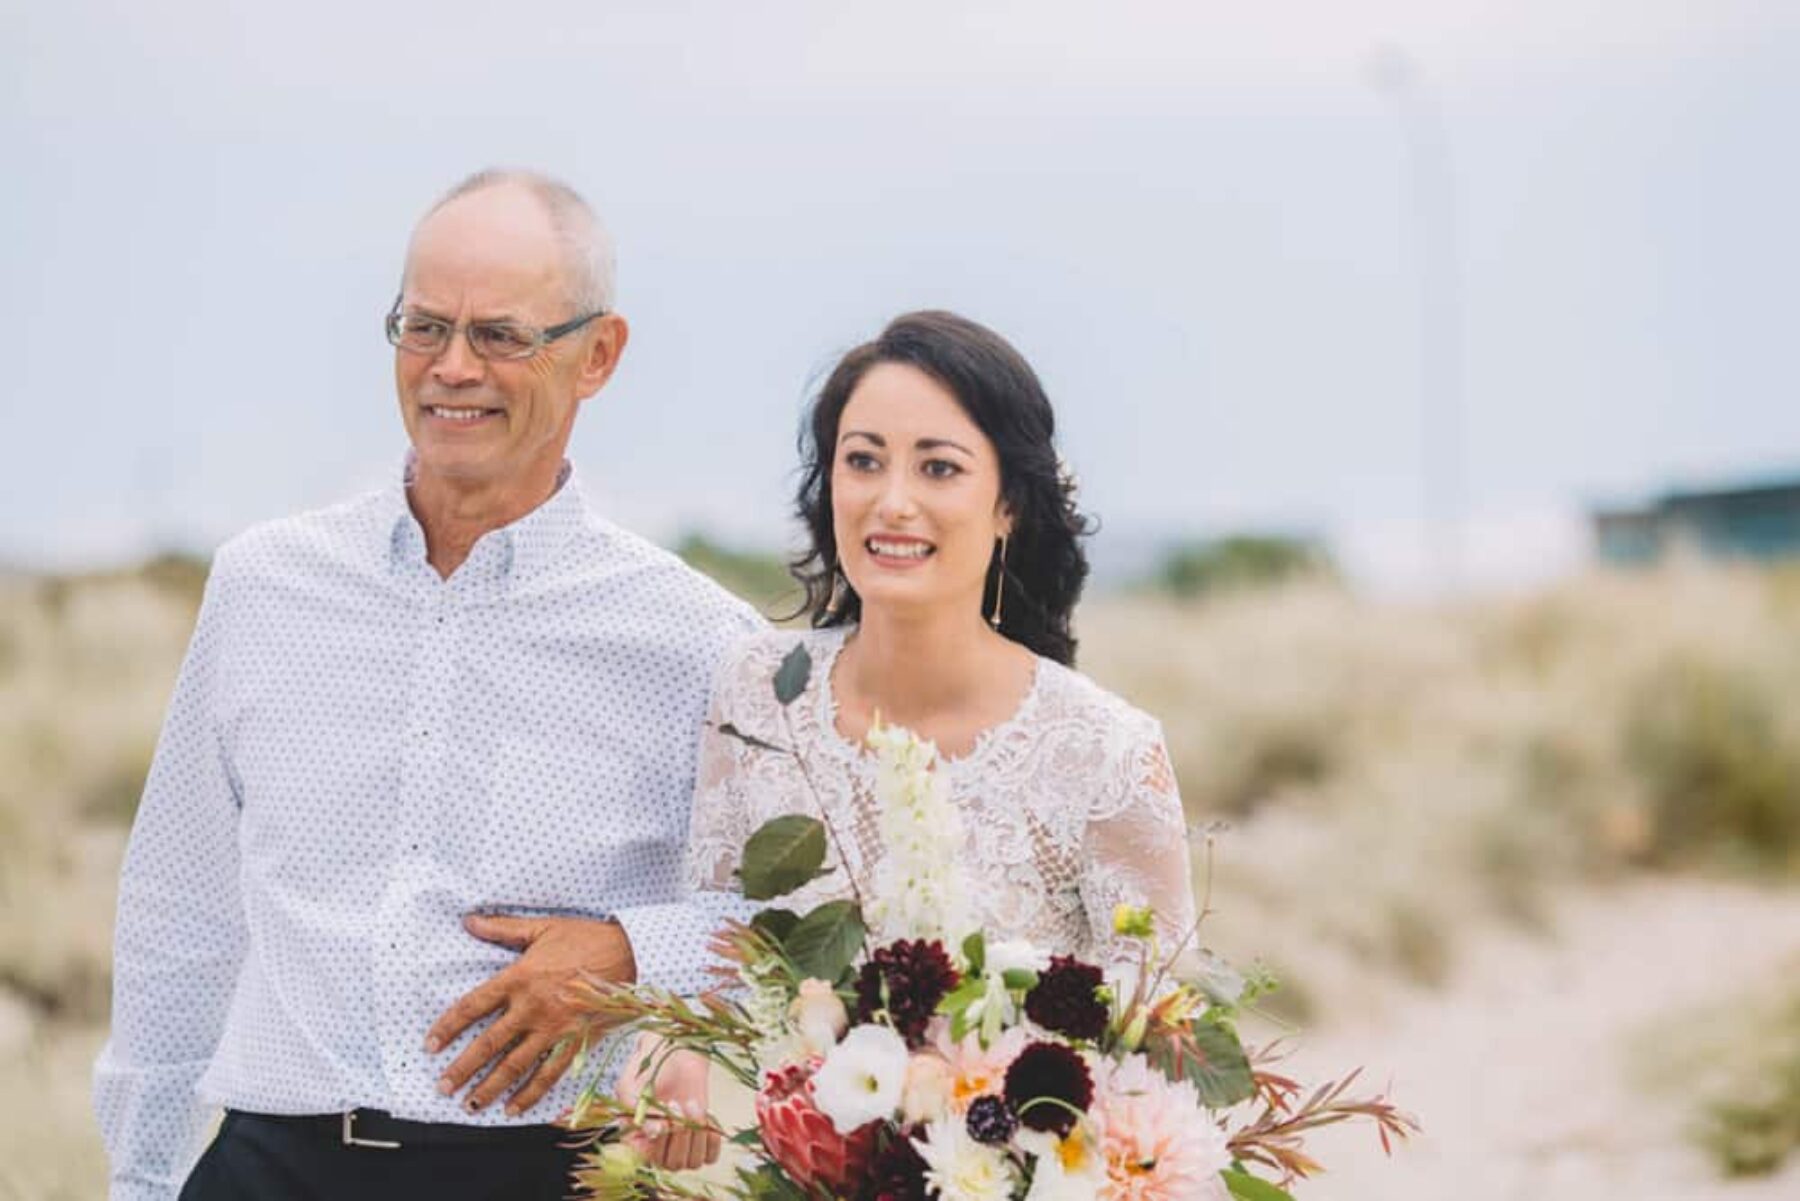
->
<box><xmin>831</xmin><ymin>362</ymin><xmax>1010</xmax><ymax>623</ymax></box>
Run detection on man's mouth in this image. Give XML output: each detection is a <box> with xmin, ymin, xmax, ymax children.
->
<box><xmin>424</xmin><ymin>405</ymin><xmax>503</xmax><ymax>423</ymax></box>
<box><xmin>865</xmin><ymin>536</ymin><xmax>936</xmax><ymax>561</ymax></box>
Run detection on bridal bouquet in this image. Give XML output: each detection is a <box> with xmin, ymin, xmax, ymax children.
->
<box><xmin>567</xmin><ymin>646</ymin><xmax>1413</xmax><ymax>1201</ymax></box>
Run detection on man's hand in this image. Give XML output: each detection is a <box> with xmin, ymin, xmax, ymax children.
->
<box><xmin>616</xmin><ymin>1031</ymin><xmax>721</xmax><ymax>1171</ymax></box>
<box><xmin>426</xmin><ymin>914</ymin><xmax>636</xmax><ymax>1116</ymax></box>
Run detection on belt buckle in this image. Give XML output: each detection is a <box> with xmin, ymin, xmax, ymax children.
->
<box><xmin>342</xmin><ymin>1109</ymin><xmax>402</xmax><ymax>1150</ymax></box>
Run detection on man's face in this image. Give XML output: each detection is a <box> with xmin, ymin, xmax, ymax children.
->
<box><xmin>394</xmin><ymin>185</ymin><xmax>622</xmax><ymax>492</ymax></box>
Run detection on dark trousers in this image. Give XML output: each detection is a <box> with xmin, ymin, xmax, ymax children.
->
<box><xmin>178</xmin><ymin>1111</ymin><xmax>589</xmax><ymax>1201</ymax></box>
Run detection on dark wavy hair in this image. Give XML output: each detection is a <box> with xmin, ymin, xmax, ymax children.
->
<box><xmin>790</xmin><ymin>310</ymin><xmax>1093</xmax><ymax>666</ymax></box>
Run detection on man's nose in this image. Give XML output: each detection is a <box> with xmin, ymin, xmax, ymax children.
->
<box><xmin>431</xmin><ymin>330</ymin><xmax>485</xmax><ymax>387</ymax></box>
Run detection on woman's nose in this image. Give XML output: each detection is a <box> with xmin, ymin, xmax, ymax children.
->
<box><xmin>875</xmin><ymin>473</ymin><xmax>918</xmax><ymax>522</ymax></box>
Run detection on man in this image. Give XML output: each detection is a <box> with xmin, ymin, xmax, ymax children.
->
<box><xmin>93</xmin><ymin>170</ymin><xmax>761</xmax><ymax>1199</ymax></box>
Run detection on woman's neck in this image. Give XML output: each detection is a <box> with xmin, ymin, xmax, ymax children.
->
<box><xmin>837</xmin><ymin>603</ymin><xmax>1032</xmax><ymax>740</ymax></box>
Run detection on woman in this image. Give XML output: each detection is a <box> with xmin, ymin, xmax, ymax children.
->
<box><xmin>619</xmin><ymin>310</ymin><xmax>1197</xmax><ymax>1170</ymax></box>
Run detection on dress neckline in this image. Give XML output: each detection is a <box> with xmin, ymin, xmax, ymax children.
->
<box><xmin>811</xmin><ymin>626</ymin><xmax>1049</xmax><ymax>774</ymax></box>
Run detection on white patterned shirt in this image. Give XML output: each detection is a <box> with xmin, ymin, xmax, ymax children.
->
<box><xmin>93</xmin><ymin>463</ymin><xmax>763</xmax><ymax>1201</ymax></box>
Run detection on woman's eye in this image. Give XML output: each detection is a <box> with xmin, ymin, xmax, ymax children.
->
<box><xmin>844</xmin><ymin>451</ymin><xmax>880</xmax><ymax>472</ymax></box>
<box><xmin>922</xmin><ymin>459</ymin><xmax>963</xmax><ymax>479</ymax></box>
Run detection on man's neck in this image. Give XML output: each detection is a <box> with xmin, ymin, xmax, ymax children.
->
<box><xmin>407</xmin><ymin>461</ymin><xmax>563</xmax><ymax>579</ymax></box>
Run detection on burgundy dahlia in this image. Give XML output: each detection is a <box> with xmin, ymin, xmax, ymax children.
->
<box><xmin>1024</xmin><ymin>955</ymin><xmax>1109</xmax><ymax>1041</ymax></box>
<box><xmin>964</xmin><ymin>1094</ymin><xmax>1018</xmax><ymax>1145</ymax></box>
<box><xmin>1003</xmin><ymin>1040</ymin><xmax>1094</xmax><ymax>1136</ymax></box>
<box><xmin>854</xmin><ymin>939</ymin><xmax>960</xmax><ymax>1047</ymax></box>
<box><xmin>864</xmin><ymin>1127</ymin><xmax>930</xmax><ymax>1201</ymax></box>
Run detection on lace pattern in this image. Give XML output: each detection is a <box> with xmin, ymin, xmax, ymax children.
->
<box><xmin>687</xmin><ymin>628</ymin><xmax>1197</xmax><ymax>972</ymax></box>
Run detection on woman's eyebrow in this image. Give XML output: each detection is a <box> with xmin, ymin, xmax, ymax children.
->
<box><xmin>840</xmin><ymin>430</ymin><xmax>886</xmax><ymax>447</ymax></box>
<box><xmin>916</xmin><ymin>437</ymin><xmax>974</xmax><ymax>456</ymax></box>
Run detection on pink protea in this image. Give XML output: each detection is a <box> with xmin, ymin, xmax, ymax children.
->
<box><xmin>1095</xmin><ymin>1055</ymin><xmax>1231</xmax><ymax>1201</ymax></box>
<box><xmin>755</xmin><ymin>1059</ymin><xmax>880</xmax><ymax>1194</ymax></box>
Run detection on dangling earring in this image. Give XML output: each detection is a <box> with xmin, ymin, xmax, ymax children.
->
<box><xmin>826</xmin><ymin>566</ymin><xmax>848</xmax><ymax>617</ymax></box>
<box><xmin>988</xmin><ymin>536</ymin><xmax>1008</xmax><ymax>630</ymax></box>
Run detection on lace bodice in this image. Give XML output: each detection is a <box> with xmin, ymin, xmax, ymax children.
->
<box><xmin>686</xmin><ymin>628</ymin><xmax>1198</xmax><ymax>972</ymax></box>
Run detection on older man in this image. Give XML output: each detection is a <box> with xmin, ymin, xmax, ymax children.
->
<box><xmin>93</xmin><ymin>170</ymin><xmax>761</xmax><ymax>1200</ymax></box>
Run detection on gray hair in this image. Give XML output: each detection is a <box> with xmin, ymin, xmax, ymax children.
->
<box><xmin>414</xmin><ymin>168</ymin><xmax>617</xmax><ymax>313</ymax></box>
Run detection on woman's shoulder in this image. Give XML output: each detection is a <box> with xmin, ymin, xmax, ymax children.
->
<box><xmin>713</xmin><ymin>625</ymin><xmax>847</xmax><ymax>704</ymax></box>
<box><xmin>1031</xmin><ymin>657</ymin><xmax>1165</xmax><ymax>747</ymax></box>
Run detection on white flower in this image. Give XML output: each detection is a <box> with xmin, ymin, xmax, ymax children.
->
<box><xmin>810</xmin><ymin>1023</ymin><xmax>909</xmax><ymax>1134</ymax></box>
<box><xmin>914</xmin><ymin>1117</ymin><xmax>1020</xmax><ymax>1201</ymax></box>
<box><xmin>742</xmin><ymin>962</ymin><xmax>808</xmax><ymax>1070</ymax></box>
<box><xmin>866</xmin><ymin>723</ymin><xmax>973</xmax><ymax>944</ymax></box>
<box><xmin>789</xmin><ymin>978</ymin><xmax>849</xmax><ymax>1055</ymax></box>
<box><xmin>987</xmin><ymin>939</ymin><xmax>1052</xmax><ymax>977</ymax></box>
<box><xmin>1018</xmin><ymin>1125</ymin><xmax>1107</xmax><ymax>1201</ymax></box>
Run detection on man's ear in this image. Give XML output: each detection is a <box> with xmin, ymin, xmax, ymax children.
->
<box><xmin>574</xmin><ymin>313</ymin><xmax>630</xmax><ymax>399</ymax></box>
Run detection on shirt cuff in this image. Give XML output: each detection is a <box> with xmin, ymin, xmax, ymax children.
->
<box><xmin>612</xmin><ymin>894</ymin><xmax>755</xmax><ymax>996</ymax></box>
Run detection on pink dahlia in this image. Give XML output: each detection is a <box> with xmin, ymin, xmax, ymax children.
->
<box><xmin>754</xmin><ymin>1059</ymin><xmax>880</xmax><ymax>1195</ymax></box>
<box><xmin>1094</xmin><ymin>1055</ymin><xmax>1231</xmax><ymax>1201</ymax></box>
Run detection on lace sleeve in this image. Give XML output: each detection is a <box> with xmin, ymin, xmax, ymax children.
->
<box><xmin>1078</xmin><ymin>723</ymin><xmax>1198</xmax><ymax>973</ymax></box>
<box><xmin>684</xmin><ymin>635</ymin><xmax>787</xmax><ymax>895</ymax></box>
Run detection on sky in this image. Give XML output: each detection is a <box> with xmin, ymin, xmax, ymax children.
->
<box><xmin>5</xmin><ymin>1</ymin><xmax>1798</xmax><ymax>593</ymax></box>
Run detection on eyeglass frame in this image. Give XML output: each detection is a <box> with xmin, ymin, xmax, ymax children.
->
<box><xmin>384</xmin><ymin>294</ymin><xmax>609</xmax><ymax>361</ymax></box>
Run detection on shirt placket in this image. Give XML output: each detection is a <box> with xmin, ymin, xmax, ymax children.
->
<box><xmin>374</xmin><ymin>572</ymin><xmax>462</xmax><ymax>1105</ymax></box>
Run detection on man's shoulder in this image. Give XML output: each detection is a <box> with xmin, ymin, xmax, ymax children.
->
<box><xmin>208</xmin><ymin>489</ymin><xmax>395</xmax><ymax>585</ymax></box>
<box><xmin>572</xmin><ymin>513</ymin><xmax>765</xmax><ymax>635</ymax></box>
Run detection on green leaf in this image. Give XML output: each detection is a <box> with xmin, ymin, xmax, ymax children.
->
<box><xmin>737</xmin><ymin>1162</ymin><xmax>811</xmax><ymax>1201</ymax></box>
<box><xmin>1191</xmin><ymin>948</ymin><xmax>1249</xmax><ymax>1007</ymax></box>
<box><xmin>1221</xmin><ymin>1168</ymin><xmax>1295</xmax><ymax>1201</ymax></box>
<box><xmin>773</xmin><ymin>643</ymin><xmax>813</xmax><ymax>707</ymax></box>
<box><xmin>785</xmin><ymin>900</ymin><xmax>866</xmax><ymax>983</ymax></box>
<box><xmin>1001</xmin><ymin>968</ymin><xmax>1040</xmax><ymax>992</ymax></box>
<box><xmin>961</xmin><ymin>931</ymin><xmax>986</xmax><ymax>975</ymax></box>
<box><xmin>937</xmin><ymin>976</ymin><xmax>986</xmax><ymax>1016</ymax></box>
<box><xmin>729</xmin><ymin>1128</ymin><xmax>764</xmax><ymax>1148</ymax></box>
<box><xmin>740</xmin><ymin>816</ymin><xmax>828</xmax><ymax>901</ymax></box>
<box><xmin>749</xmin><ymin>907</ymin><xmax>801</xmax><ymax>947</ymax></box>
<box><xmin>1187</xmin><ymin>1020</ymin><xmax>1256</xmax><ymax>1108</ymax></box>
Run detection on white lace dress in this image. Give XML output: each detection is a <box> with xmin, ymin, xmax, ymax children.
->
<box><xmin>686</xmin><ymin>627</ymin><xmax>1197</xmax><ymax>971</ymax></box>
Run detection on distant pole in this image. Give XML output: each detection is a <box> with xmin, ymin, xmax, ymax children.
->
<box><xmin>1368</xmin><ymin>46</ymin><xmax>1464</xmax><ymax>594</ymax></box>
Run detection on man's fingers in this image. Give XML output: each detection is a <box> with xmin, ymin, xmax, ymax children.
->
<box><xmin>504</xmin><ymin>1038</ymin><xmax>576</xmax><ymax>1117</ymax></box>
<box><xmin>425</xmin><ymin>975</ymin><xmax>510</xmax><ymax>1055</ymax></box>
<box><xmin>436</xmin><ymin>1012</ymin><xmax>519</xmax><ymax>1097</ymax></box>
<box><xmin>462</xmin><ymin>912</ymin><xmax>541</xmax><ymax>950</ymax></box>
<box><xmin>468</xmin><ymin>1033</ymin><xmax>554</xmax><ymax>1113</ymax></box>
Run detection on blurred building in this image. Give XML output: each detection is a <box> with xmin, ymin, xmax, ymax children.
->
<box><xmin>1592</xmin><ymin>473</ymin><xmax>1800</xmax><ymax>566</ymax></box>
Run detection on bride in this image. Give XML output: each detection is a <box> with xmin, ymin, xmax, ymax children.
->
<box><xmin>619</xmin><ymin>310</ymin><xmax>1198</xmax><ymax>1170</ymax></box>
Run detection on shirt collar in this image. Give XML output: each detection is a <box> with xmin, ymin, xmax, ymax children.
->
<box><xmin>382</xmin><ymin>455</ymin><xmax>586</xmax><ymax>588</ymax></box>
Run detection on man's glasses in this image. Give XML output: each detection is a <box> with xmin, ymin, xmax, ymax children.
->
<box><xmin>384</xmin><ymin>297</ymin><xmax>607</xmax><ymax>362</ymax></box>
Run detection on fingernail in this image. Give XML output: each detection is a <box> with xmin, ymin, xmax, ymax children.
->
<box><xmin>437</xmin><ymin>1077</ymin><xmax>454</xmax><ymax>1096</ymax></box>
<box><xmin>424</xmin><ymin>1037</ymin><xmax>441</xmax><ymax>1054</ymax></box>
<box><xmin>464</xmin><ymin>1096</ymin><xmax>481</xmax><ymax>1113</ymax></box>
<box><xmin>504</xmin><ymin>1104</ymin><xmax>520</xmax><ymax>1118</ymax></box>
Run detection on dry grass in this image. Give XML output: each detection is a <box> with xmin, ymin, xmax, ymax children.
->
<box><xmin>2</xmin><ymin>560</ymin><xmax>1797</xmax><ymax>1193</ymax></box>
<box><xmin>1633</xmin><ymin>957</ymin><xmax>1800</xmax><ymax>1178</ymax></box>
<box><xmin>1080</xmin><ymin>565</ymin><xmax>1800</xmax><ymax>1000</ymax></box>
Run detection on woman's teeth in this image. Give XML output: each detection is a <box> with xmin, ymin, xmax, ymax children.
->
<box><xmin>867</xmin><ymin>539</ymin><xmax>934</xmax><ymax>559</ymax></box>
